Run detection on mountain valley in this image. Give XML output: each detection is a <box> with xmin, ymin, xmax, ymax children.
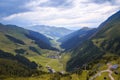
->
<box><xmin>0</xmin><ymin>8</ymin><xmax>120</xmax><ymax>80</ymax></box>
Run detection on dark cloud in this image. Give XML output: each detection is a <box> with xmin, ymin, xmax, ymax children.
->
<box><xmin>39</xmin><ymin>0</ymin><xmax>73</xmax><ymax>8</ymax></box>
<box><xmin>0</xmin><ymin>0</ymin><xmax>30</xmax><ymax>18</ymax></box>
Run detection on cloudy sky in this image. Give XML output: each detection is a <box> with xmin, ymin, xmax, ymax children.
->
<box><xmin>0</xmin><ymin>0</ymin><xmax>120</xmax><ymax>29</ymax></box>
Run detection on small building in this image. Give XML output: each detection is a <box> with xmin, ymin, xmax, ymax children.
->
<box><xmin>46</xmin><ymin>66</ymin><xmax>56</xmax><ymax>73</ymax></box>
<box><xmin>110</xmin><ymin>64</ymin><xmax>119</xmax><ymax>70</ymax></box>
<box><xmin>60</xmin><ymin>71</ymin><xmax>65</xmax><ymax>74</ymax></box>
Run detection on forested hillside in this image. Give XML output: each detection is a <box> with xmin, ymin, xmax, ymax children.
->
<box><xmin>66</xmin><ymin>10</ymin><xmax>120</xmax><ymax>71</ymax></box>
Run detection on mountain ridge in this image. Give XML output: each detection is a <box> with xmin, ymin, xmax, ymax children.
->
<box><xmin>26</xmin><ymin>25</ymin><xmax>74</xmax><ymax>39</ymax></box>
<box><xmin>0</xmin><ymin>23</ymin><xmax>56</xmax><ymax>55</ymax></box>
<box><xmin>66</xmin><ymin>10</ymin><xmax>120</xmax><ymax>71</ymax></box>
<box><xmin>58</xmin><ymin>27</ymin><xmax>97</xmax><ymax>51</ymax></box>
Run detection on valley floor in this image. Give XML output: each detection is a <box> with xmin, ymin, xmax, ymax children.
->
<box><xmin>26</xmin><ymin>51</ymin><xmax>65</xmax><ymax>72</ymax></box>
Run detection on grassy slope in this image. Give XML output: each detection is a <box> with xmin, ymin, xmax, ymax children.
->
<box><xmin>0</xmin><ymin>58</ymin><xmax>33</xmax><ymax>77</ymax></box>
<box><xmin>27</xmin><ymin>55</ymin><xmax>64</xmax><ymax>72</ymax></box>
<box><xmin>0</xmin><ymin>23</ymin><xmax>55</xmax><ymax>55</ymax></box>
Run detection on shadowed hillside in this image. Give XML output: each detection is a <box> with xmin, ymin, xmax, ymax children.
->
<box><xmin>58</xmin><ymin>27</ymin><xmax>96</xmax><ymax>51</ymax></box>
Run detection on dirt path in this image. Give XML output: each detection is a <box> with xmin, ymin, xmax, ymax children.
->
<box><xmin>108</xmin><ymin>70</ymin><xmax>114</xmax><ymax>80</ymax></box>
<box><xmin>89</xmin><ymin>69</ymin><xmax>114</xmax><ymax>80</ymax></box>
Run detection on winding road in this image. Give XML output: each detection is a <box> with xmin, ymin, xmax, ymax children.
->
<box><xmin>89</xmin><ymin>68</ymin><xmax>114</xmax><ymax>80</ymax></box>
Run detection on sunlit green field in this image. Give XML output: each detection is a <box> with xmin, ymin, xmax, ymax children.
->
<box><xmin>27</xmin><ymin>55</ymin><xmax>64</xmax><ymax>72</ymax></box>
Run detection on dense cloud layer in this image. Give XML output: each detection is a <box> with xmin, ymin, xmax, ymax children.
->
<box><xmin>0</xmin><ymin>0</ymin><xmax>120</xmax><ymax>29</ymax></box>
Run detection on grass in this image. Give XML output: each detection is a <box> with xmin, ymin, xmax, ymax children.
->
<box><xmin>112</xmin><ymin>73</ymin><xmax>119</xmax><ymax>80</ymax></box>
<box><xmin>27</xmin><ymin>55</ymin><xmax>64</xmax><ymax>72</ymax></box>
<box><xmin>92</xmin><ymin>38</ymin><xmax>105</xmax><ymax>47</ymax></box>
<box><xmin>60</xmin><ymin>53</ymin><xmax>71</xmax><ymax>70</ymax></box>
<box><xmin>112</xmin><ymin>62</ymin><xmax>120</xmax><ymax>80</ymax></box>
<box><xmin>4</xmin><ymin>74</ymin><xmax>52</xmax><ymax>80</ymax></box>
<box><xmin>0</xmin><ymin>32</ymin><xmax>45</xmax><ymax>56</ymax></box>
<box><xmin>95</xmin><ymin>72</ymin><xmax>110</xmax><ymax>80</ymax></box>
<box><xmin>3</xmin><ymin>71</ymin><xmax>88</xmax><ymax>80</ymax></box>
<box><xmin>79</xmin><ymin>70</ymin><xmax>88</xmax><ymax>80</ymax></box>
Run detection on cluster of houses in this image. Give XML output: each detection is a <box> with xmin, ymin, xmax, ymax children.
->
<box><xmin>47</xmin><ymin>55</ymin><xmax>62</xmax><ymax>59</ymax></box>
<box><xmin>47</xmin><ymin>55</ymin><xmax>59</xmax><ymax>59</ymax></box>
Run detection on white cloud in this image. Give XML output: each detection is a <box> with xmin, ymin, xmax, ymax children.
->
<box><xmin>2</xmin><ymin>0</ymin><xmax>120</xmax><ymax>28</ymax></box>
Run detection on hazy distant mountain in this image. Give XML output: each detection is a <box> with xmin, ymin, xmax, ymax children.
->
<box><xmin>66</xmin><ymin>27</ymin><xmax>81</xmax><ymax>30</ymax></box>
<box><xmin>58</xmin><ymin>27</ymin><xmax>96</xmax><ymax>50</ymax></box>
<box><xmin>26</xmin><ymin>25</ymin><xmax>74</xmax><ymax>39</ymax></box>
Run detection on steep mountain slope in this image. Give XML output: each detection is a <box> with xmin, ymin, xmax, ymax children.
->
<box><xmin>26</xmin><ymin>25</ymin><xmax>74</xmax><ymax>39</ymax></box>
<box><xmin>66</xmin><ymin>10</ymin><xmax>120</xmax><ymax>71</ymax></box>
<box><xmin>92</xmin><ymin>10</ymin><xmax>120</xmax><ymax>54</ymax></box>
<box><xmin>0</xmin><ymin>23</ymin><xmax>56</xmax><ymax>55</ymax></box>
<box><xmin>58</xmin><ymin>27</ymin><xmax>97</xmax><ymax>50</ymax></box>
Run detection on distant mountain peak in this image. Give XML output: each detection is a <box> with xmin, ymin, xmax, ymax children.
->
<box><xmin>26</xmin><ymin>25</ymin><xmax>74</xmax><ymax>39</ymax></box>
<box><xmin>81</xmin><ymin>27</ymin><xmax>92</xmax><ymax>30</ymax></box>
